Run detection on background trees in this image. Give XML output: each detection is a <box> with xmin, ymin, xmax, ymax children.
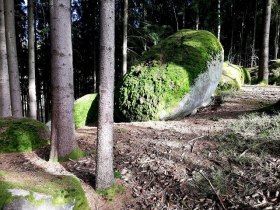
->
<box><xmin>2</xmin><ymin>0</ymin><xmax>280</xmax><ymax>120</ymax></box>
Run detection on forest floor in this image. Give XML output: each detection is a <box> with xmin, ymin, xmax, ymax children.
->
<box><xmin>1</xmin><ymin>85</ymin><xmax>280</xmax><ymax>209</ymax></box>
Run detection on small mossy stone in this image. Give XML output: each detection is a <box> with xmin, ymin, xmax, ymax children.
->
<box><xmin>0</xmin><ymin>118</ymin><xmax>49</xmax><ymax>153</ymax></box>
<box><xmin>116</xmin><ymin>29</ymin><xmax>223</xmax><ymax>122</ymax></box>
<box><xmin>0</xmin><ymin>171</ymin><xmax>90</xmax><ymax>210</ymax></box>
<box><xmin>269</xmin><ymin>60</ymin><xmax>280</xmax><ymax>85</ymax></box>
<box><xmin>57</xmin><ymin>147</ymin><xmax>85</xmax><ymax>162</ymax></box>
<box><xmin>74</xmin><ymin>94</ymin><xmax>98</xmax><ymax>128</ymax></box>
<box><xmin>217</xmin><ymin>62</ymin><xmax>245</xmax><ymax>92</ymax></box>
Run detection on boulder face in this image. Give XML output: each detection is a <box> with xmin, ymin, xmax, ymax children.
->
<box><xmin>116</xmin><ymin>29</ymin><xmax>224</xmax><ymax>122</ymax></box>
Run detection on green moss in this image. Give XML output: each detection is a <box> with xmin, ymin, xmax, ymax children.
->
<box><xmin>58</xmin><ymin>147</ymin><xmax>85</xmax><ymax>162</ymax></box>
<box><xmin>96</xmin><ymin>183</ymin><xmax>125</xmax><ymax>201</ymax></box>
<box><xmin>74</xmin><ymin>94</ymin><xmax>98</xmax><ymax>128</ymax></box>
<box><xmin>116</xmin><ymin>29</ymin><xmax>223</xmax><ymax>122</ymax></box>
<box><xmin>0</xmin><ymin>118</ymin><xmax>49</xmax><ymax>153</ymax></box>
<box><xmin>0</xmin><ymin>171</ymin><xmax>90</xmax><ymax>210</ymax></box>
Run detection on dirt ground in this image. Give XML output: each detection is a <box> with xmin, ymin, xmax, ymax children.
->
<box><xmin>1</xmin><ymin>85</ymin><xmax>280</xmax><ymax>209</ymax></box>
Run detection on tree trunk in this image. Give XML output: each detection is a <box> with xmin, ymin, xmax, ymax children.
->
<box><xmin>251</xmin><ymin>0</ymin><xmax>257</xmax><ymax>67</ymax></box>
<box><xmin>217</xmin><ymin>0</ymin><xmax>221</xmax><ymax>41</ymax></box>
<box><xmin>4</xmin><ymin>0</ymin><xmax>22</xmax><ymax>118</ymax></box>
<box><xmin>0</xmin><ymin>0</ymin><xmax>11</xmax><ymax>117</ymax></box>
<box><xmin>258</xmin><ymin>0</ymin><xmax>272</xmax><ymax>84</ymax></box>
<box><xmin>28</xmin><ymin>0</ymin><xmax>37</xmax><ymax>119</ymax></box>
<box><xmin>274</xmin><ymin>12</ymin><xmax>280</xmax><ymax>59</ymax></box>
<box><xmin>122</xmin><ymin>0</ymin><xmax>128</xmax><ymax>76</ymax></box>
<box><xmin>49</xmin><ymin>0</ymin><xmax>77</xmax><ymax>161</ymax></box>
<box><xmin>96</xmin><ymin>0</ymin><xmax>115</xmax><ymax>189</ymax></box>
<box><xmin>195</xmin><ymin>3</ymin><xmax>199</xmax><ymax>30</ymax></box>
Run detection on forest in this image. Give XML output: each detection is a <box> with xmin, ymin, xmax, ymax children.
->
<box><xmin>0</xmin><ymin>0</ymin><xmax>280</xmax><ymax>209</ymax></box>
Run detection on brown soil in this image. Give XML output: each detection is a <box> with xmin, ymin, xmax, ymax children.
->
<box><xmin>1</xmin><ymin>85</ymin><xmax>280</xmax><ymax>209</ymax></box>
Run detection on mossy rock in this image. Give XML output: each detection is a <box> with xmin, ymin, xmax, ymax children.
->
<box><xmin>0</xmin><ymin>171</ymin><xmax>90</xmax><ymax>210</ymax></box>
<box><xmin>269</xmin><ymin>59</ymin><xmax>280</xmax><ymax>85</ymax></box>
<box><xmin>116</xmin><ymin>29</ymin><xmax>224</xmax><ymax>121</ymax></box>
<box><xmin>74</xmin><ymin>94</ymin><xmax>98</xmax><ymax>128</ymax></box>
<box><xmin>0</xmin><ymin>118</ymin><xmax>49</xmax><ymax>153</ymax></box>
<box><xmin>217</xmin><ymin>62</ymin><xmax>249</xmax><ymax>92</ymax></box>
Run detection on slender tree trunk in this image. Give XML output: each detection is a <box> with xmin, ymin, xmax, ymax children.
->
<box><xmin>49</xmin><ymin>0</ymin><xmax>77</xmax><ymax>161</ymax></box>
<box><xmin>230</xmin><ymin>0</ymin><xmax>234</xmax><ymax>51</ymax></box>
<box><xmin>96</xmin><ymin>0</ymin><xmax>115</xmax><ymax>189</ymax></box>
<box><xmin>0</xmin><ymin>0</ymin><xmax>11</xmax><ymax>117</ymax></box>
<box><xmin>258</xmin><ymin>0</ymin><xmax>272</xmax><ymax>84</ymax></box>
<box><xmin>4</xmin><ymin>0</ymin><xmax>22</xmax><ymax>118</ymax></box>
<box><xmin>122</xmin><ymin>0</ymin><xmax>128</xmax><ymax>76</ymax></box>
<box><xmin>251</xmin><ymin>0</ymin><xmax>257</xmax><ymax>67</ymax></box>
<box><xmin>274</xmin><ymin>12</ymin><xmax>280</xmax><ymax>59</ymax></box>
<box><xmin>217</xmin><ymin>0</ymin><xmax>221</xmax><ymax>41</ymax></box>
<box><xmin>28</xmin><ymin>0</ymin><xmax>37</xmax><ymax>119</ymax></box>
<box><xmin>171</xmin><ymin>1</ymin><xmax>179</xmax><ymax>31</ymax></box>
<box><xmin>195</xmin><ymin>5</ymin><xmax>199</xmax><ymax>30</ymax></box>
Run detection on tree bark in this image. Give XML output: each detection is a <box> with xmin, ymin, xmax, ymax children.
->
<box><xmin>258</xmin><ymin>0</ymin><xmax>272</xmax><ymax>84</ymax></box>
<box><xmin>96</xmin><ymin>0</ymin><xmax>115</xmax><ymax>189</ymax></box>
<box><xmin>28</xmin><ymin>0</ymin><xmax>37</xmax><ymax>119</ymax></box>
<box><xmin>4</xmin><ymin>0</ymin><xmax>22</xmax><ymax>118</ymax></box>
<box><xmin>122</xmin><ymin>0</ymin><xmax>128</xmax><ymax>76</ymax></box>
<box><xmin>0</xmin><ymin>0</ymin><xmax>11</xmax><ymax>117</ymax></box>
<box><xmin>49</xmin><ymin>0</ymin><xmax>77</xmax><ymax>161</ymax></box>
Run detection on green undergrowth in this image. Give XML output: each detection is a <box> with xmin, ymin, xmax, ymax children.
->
<box><xmin>216</xmin><ymin>111</ymin><xmax>280</xmax><ymax>163</ymax></box>
<box><xmin>74</xmin><ymin>94</ymin><xmax>98</xmax><ymax>128</ymax></box>
<box><xmin>0</xmin><ymin>117</ymin><xmax>49</xmax><ymax>153</ymax></box>
<box><xmin>96</xmin><ymin>183</ymin><xmax>125</xmax><ymax>201</ymax></box>
<box><xmin>116</xmin><ymin>29</ymin><xmax>223</xmax><ymax>122</ymax></box>
<box><xmin>190</xmin><ymin>110</ymin><xmax>280</xmax><ymax>207</ymax></box>
<box><xmin>0</xmin><ymin>171</ymin><xmax>90</xmax><ymax>210</ymax></box>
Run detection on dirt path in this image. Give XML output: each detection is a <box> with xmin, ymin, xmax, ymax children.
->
<box><xmin>1</xmin><ymin>85</ymin><xmax>280</xmax><ymax>209</ymax></box>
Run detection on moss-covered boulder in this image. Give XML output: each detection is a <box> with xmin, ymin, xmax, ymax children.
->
<box><xmin>217</xmin><ymin>62</ymin><xmax>250</xmax><ymax>92</ymax></box>
<box><xmin>0</xmin><ymin>171</ymin><xmax>89</xmax><ymax>210</ymax></box>
<box><xmin>74</xmin><ymin>94</ymin><xmax>98</xmax><ymax>128</ymax></box>
<box><xmin>116</xmin><ymin>29</ymin><xmax>224</xmax><ymax>121</ymax></box>
<box><xmin>0</xmin><ymin>118</ymin><xmax>49</xmax><ymax>153</ymax></box>
<box><xmin>269</xmin><ymin>59</ymin><xmax>280</xmax><ymax>85</ymax></box>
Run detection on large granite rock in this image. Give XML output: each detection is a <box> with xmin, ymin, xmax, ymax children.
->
<box><xmin>116</xmin><ymin>29</ymin><xmax>224</xmax><ymax>121</ymax></box>
<box><xmin>0</xmin><ymin>172</ymin><xmax>90</xmax><ymax>210</ymax></box>
<box><xmin>74</xmin><ymin>94</ymin><xmax>98</xmax><ymax>128</ymax></box>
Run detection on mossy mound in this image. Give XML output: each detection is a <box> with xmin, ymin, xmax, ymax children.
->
<box><xmin>0</xmin><ymin>171</ymin><xmax>90</xmax><ymax>210</ymax></box>
<box><xmin>116</xmin><ymin>29</ymin><xmax>224</xmax><ymax>121</ymax></box>
<box><xmin>217</xmin><ymin>62</ymin><xmax>250</xmax><ymax>92</ymax></box>
<box><xmin>74</xmin><ymin>94</ymin><xmax>98</xmax><ymax>128</ymax></box>
<box><xmin>0</xmin><ymin>118</ymin><xmax>49</xmax><ymax>153</ymax></box>
<box><xmin>269</xmin><ymin>60</ymin><xmax>280</xmax><ymax>85</ymax></box>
